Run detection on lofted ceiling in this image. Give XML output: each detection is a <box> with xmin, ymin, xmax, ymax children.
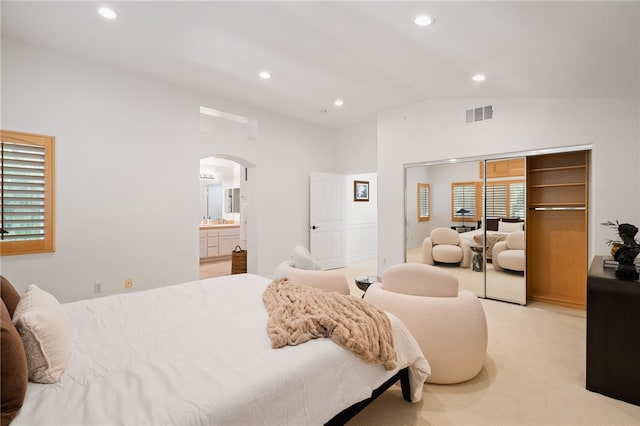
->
<box><xmin>2</xmin><ymin>1</ymin><xmax>639</xmax><ymax>130</ymax></box>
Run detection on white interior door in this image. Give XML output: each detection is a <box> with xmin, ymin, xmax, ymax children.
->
<box><xmin>310</xmin><ymin>172</ymin><xmax>346</xmax><ymax>270</ymax></box>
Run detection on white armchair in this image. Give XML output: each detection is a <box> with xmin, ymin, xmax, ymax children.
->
<box><xmin>272</xmin><ymin>245</ymin><xmax>350</xmax><ymax>295</ymax></box>
<box><xmin>493</xmin><ymin>231</ymin><xmax>525</xmax><ymax>272</ymax></box>
<box><xmin>422</xmin><ymin>227</ymin><xmax>472</xmax><ymax>268</ymax></box>
<box><xmin>364</xmin><ymin>263</ymin><xmax>488</xmax><ymax>384</ymax></box>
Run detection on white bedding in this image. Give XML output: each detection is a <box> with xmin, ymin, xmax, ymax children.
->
<box><xmin>13</xmin><ymin>273</ymin><xmax>430</xmax><ymax>426</ymax></box>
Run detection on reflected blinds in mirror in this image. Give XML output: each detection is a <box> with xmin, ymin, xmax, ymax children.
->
<box><xmin>484</xmin><ymin>180</ymin><xmax>525</xmax><ymax>218</ymax></box>
<box><xmin>417</xmin><ymin>183</ymin><xmax>430</xmax><ymax>222</ymax></box>
<box><xmin>485</xmin><ymin>184</ymin><xmax>507</xmax><ymax>217</ymax></box>
<box><xmin>509</xmin><ymin>183</ymin><xmax>525</xmax><ymax>218</ymax></box>
<box><xmin>452</xmin><ymin>182</ymin><xmax>481</xmax><ymax>221</ymax></box>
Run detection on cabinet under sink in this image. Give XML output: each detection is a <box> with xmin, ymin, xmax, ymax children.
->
<box><xmin>199</xmin><ymin>226</ymin><xmax>241</xmax><ymax>261</ymax></box>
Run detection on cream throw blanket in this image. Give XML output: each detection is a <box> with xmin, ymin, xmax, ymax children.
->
<box><xmin>263</xmin><ymin>279</ymin><xmax>397</xmax><ymax>370</ymax></box>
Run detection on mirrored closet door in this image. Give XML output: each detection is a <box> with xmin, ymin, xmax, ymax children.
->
<box><xmin>405</xmin><ymin>155</ymin><xmax>527</xmax><ymax>304</ymax></box>
<box><xmin>406</xmin><ymin>147</ymin><xmax>590</xmax><ymax>307</ymax></box>
<box><xmin>481</xmin><ymin>158</ymin><xmax>526</xmax><ymax>304</ymax></box>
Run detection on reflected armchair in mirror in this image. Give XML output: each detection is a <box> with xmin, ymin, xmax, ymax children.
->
<box><xmin>493</xmin><ymin>231</ymin><xmax>526</xmax><ymax>273</ymax></box>
<box><xmin>422</xmin><ymin>228</ymin><xmax>472</xmax><ymax>268</ymax></box>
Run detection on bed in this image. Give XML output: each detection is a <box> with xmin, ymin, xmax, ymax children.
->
<box><xmin>459</xmin><ymin>218</ymin><xmax>525</xmax><ymax>260</ymax></box>
<box><xmin>6</xmin><ymin>273</ymin><xmax>430</xmax><ymax>425</ymax></box>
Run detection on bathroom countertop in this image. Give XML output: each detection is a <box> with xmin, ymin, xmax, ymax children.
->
<box><xmin>199</xmin><ymin>223</ymin><xmax>240</xmax><ymax>230</ymax></box>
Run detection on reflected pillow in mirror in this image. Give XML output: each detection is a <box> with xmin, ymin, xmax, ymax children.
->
<box><xmin>498</xmin><ymin>221</ymin><xmax>524</xmax><ymax>233</ymax></box>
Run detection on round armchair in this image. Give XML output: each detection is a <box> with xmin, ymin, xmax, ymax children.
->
<box><xmin>364</xmin><ymin>263</ymin><xmax>488</xmax><ymax>384</ymax></box>
<box><xmin>272</xmin><ymin>246</ymin><xmax>349</xmax><ymax>295</ymax></box>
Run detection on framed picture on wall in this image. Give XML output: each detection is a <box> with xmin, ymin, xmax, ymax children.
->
<box><xmin>354</xmin><ymin>180</ymin><xmax>369</xmax><ymax>202</ymax></box>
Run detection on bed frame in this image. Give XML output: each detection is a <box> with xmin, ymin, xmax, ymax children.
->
<box><xmin>486</xmin><ymin>216</ymin><xmax>524</xmax><ymax>231</ymax></box>
<box><xmin>325</xmin><ymin>367</ymin><xmax>411</xmax><ymax>425</ymax></box>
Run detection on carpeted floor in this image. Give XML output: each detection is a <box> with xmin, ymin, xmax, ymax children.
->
<box><xmin>336</xmin><ymin>254</ymin><xmax>640</xmax><ymax>426</ymax></box>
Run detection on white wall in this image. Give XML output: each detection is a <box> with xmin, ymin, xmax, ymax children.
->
<box><xmin>345</xmin><ymin>173</ymin><xmax>377</xmax><ymax>263</ymax></box>
<box><xmin>1</xmin><ymin>38</ymin><xmax>336</xmax><ymax>302</ymax></box>
<box><xmin>405</xmin><ymin>161</ymin><xmax>480</xmax><ymax>249</ymax></box>
<box><xmin>404</xmin><ymin>166</ymin><xmax>429</xmax><ymax>249</ymax></box>
<box><xmin>336</xmin><ymin>122</ymin><xmax>378</xmax><ymax>264</ymax></box>
<box><xmin>378</xmin><ymin>98</ymin><xmax>640</xmax><ymax>273</ymax></box>
<box><xmin>335</xmin><ymin>121</ymin><xmax>377</xmax><ymax>173</ymax></box>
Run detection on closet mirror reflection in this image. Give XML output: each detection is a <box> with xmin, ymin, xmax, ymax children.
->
<box><xmin>405</xmin><ymin>156</ymin><xmax>526</xmax><ymax>304</ymax></box>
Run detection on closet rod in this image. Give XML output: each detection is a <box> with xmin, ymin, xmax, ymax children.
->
<box><xmin>529</xmin><ymin>207</ymin><xmax>586</xmax><ymax>211</ymax></box>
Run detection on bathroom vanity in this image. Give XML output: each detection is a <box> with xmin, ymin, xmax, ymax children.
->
<box><xmin>199</xmin><ymin>223</ymin><xmax>241</xmax><ymax>262</ymax></box>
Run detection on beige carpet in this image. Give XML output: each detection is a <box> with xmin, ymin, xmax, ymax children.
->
<box><xmin>334</xmin><ymin>256</ymin><xmax>640</xmax><ymax>426</ymax></box>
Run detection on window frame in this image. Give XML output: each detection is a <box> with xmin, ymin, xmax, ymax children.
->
<box><xmin>1</xmin><ymin>130</ymin><xmax>55</xmax><ymax>256</ymax></box>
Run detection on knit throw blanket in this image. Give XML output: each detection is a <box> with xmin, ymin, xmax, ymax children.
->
<box><xmin>262</xmin><ymin>278</ymin><xmax>397</xmax><ymax>370</ymax></box>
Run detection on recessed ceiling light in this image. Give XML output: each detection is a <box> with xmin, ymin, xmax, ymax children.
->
<box><xmin>414</xmin><ymin>15</ymin><xmax>434</xmax><ymax>27</ymax></box>
<box><xmin>259</xmin><ymin>71</ymin><xmax>271</xmax><ymax>80</ymax></box>
<box><xmin>98</xmin><ymin>7</ymin><xmax>117</xmax><ymax>20</ymax></box>
<box><xmin>472</xmin><ymin>74</ymin><xmax>486</xmax><ymax>82</ymax></box>
<box><xmin>334</xmin><ymin>99</ymin><xmax>344</xmax><ymax>107</ymax></box>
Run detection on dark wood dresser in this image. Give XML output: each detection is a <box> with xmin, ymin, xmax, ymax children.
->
<box><xmin>586</xmin><ymin>255</ymin><xmax>640</xmax><ymax>406</ymax></box>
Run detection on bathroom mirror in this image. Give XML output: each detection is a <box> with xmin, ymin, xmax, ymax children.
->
<box><xmin>204</xmin><ymin>182</ymin><xmax>223</xmax><ymax>220</ymax></box>
<box><xmin>200</xmin><ymin>156</ymin><xmax>242</xmax><ymax>222</ymax></box>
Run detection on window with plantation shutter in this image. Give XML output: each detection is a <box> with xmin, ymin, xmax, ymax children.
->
<box><xmin>417</xmin><ymin>183</ymin><xmax>430</xmax><ymax>222</ymax></box>
<box><xmin>451</xmin><ymin>182</ymin><xmax>481</xmax><ymax>222</ymax></box>
<box><xmin>1</xmin><ymin>130</ymin><xmax>55</xmax><ymax>255</ymax></box>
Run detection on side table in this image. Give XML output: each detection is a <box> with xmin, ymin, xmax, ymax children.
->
<box><xmin>355</xmin><ymin>276</ymin><xmax>376</xmax><ymax>298</ymax></box>
<box><xmin>470</xmin><ymin>246</ymin><xmax>483</xmax><ymax>272</ymax></box>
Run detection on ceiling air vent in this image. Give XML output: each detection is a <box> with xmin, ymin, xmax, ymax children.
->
<box><xmin>466</xmin><ymin>105</ymin><xmax>493</xmax><ymax>123</ymax></box>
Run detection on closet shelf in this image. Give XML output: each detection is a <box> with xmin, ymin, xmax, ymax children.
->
<box><xmin>529</xmin><ymin>206</ymin><xmax>586</xmax><ymax>211</ymax></box>
<box><xmin>528</xmin><ymin>202</ymin><xmax>586</xmax><ymax>208</ymax></box>
<box><xmin>528</xmin><ymin>183</ymin><xmax>586</xmax><ymax>188</ymax></box>
<box><xmin>528</xmin><ymin>165</ymin><xmax>586</xmax><ymax>173</ymax></box>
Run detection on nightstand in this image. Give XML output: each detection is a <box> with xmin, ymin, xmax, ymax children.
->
<box><xmin>451</xmin><ymin>226</ymin><xmax>475</xmax><ymax>233</ymax></box>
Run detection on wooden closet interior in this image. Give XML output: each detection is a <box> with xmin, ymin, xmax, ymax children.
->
<box><xmin>526</xmin><ymin>150</ymin><xmax>589</xmax><ymax>309</ymax></box>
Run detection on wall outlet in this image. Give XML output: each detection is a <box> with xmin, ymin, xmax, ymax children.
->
<box><xmin>93</xmin><ymin>283</ymin><xmax>102</xmax><ymax>293</ymax></box>
<box><xmin>125</xmin><ymin>279</ymin><xmax>133</xmax><ymax>289</ymax></box>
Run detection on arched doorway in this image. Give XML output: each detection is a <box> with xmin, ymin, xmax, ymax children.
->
<box><xmin>199</xmin><ymin>155</ymin><xmax>255</xmax><ymax>278</ymax></box>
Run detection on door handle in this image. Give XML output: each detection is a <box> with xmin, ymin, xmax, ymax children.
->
<box><xmin>311</xmin><ymin>225</ymin><xmax>319</xmax><ymax>230</ymax></box>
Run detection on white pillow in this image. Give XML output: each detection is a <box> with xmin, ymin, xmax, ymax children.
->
<box><xmin>293</xmin><ymin>245</ymin><xmax>315</xmax><ymax>270</ymax></box>
<box><xmin>272</xmin><ymin>260</ymin><xmax>294</xmax><ymax>280</ymax></box>
<box><xmin>498</xmin><ymin>221</ymin><xmax>524</xmax><ymax>233</ymax></box>
<box><xmin>13</xmin><ymin>285</ymin><xmax>71</xmax><ymax>384</ymax></box>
